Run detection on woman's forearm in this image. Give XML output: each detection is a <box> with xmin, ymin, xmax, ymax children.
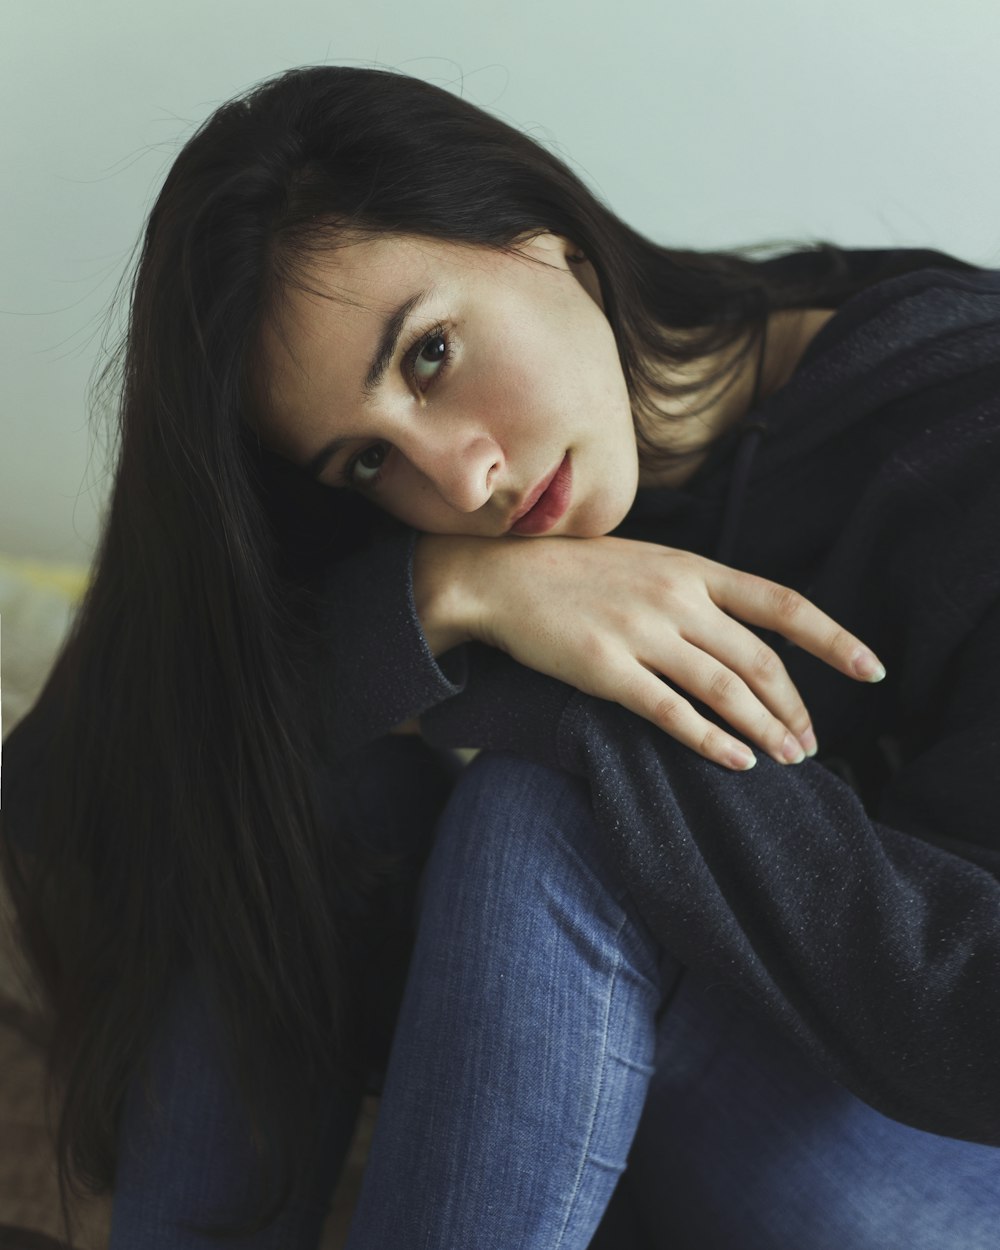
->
<box><xmin>412</xmin><ymin>533</ymin><xmax>488</xmax><ymax>657</ymax></box>
<box><xmin>411</xmin><ymin>528</ymin><xmax>886</xmax><ymax>772</ymax></box>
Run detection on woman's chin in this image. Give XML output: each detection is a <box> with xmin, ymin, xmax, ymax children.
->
<box><xmin>552</xmin><ymin>514</ymin><xmax>607</xmax><ymax>538</ymax></box>
<box><xmin>566</xmin><ymin>493</ymin><xmax>635</xmax><ymax>538</ymax></box>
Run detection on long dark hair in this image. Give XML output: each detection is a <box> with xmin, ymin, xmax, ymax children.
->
<box><xmin>0</xmin><ymin>63</ymin><xmax>973</xmax><ymax>1241</ymax></box>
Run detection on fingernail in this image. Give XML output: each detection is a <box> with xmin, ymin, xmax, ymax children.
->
<box><xmin>728</xmin><ymin>747</ymin><xmax>757</xmax><ymax>770</ymax></box>
<box><xmin>798</xmin><ymin>727</ymin><xmax>818</xmax><ymax>757</ymax></box>
<box><xmin>852</xmin><ymin>649</ymin><xmax>886</xmax><ymax>682</ymax></box>
<box><xmin>781</xmin><ymin>733</ymin><xmax>806</xmax><ymax>765</ymax></box>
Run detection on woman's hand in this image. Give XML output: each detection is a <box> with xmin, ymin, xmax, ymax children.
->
<box><xmin>414</xmin><ymin>533</ymin><xmax>886</xmax><ymax>771</ymax></box>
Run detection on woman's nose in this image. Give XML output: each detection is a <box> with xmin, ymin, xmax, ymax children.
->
<box><xmin>407</xmin><ymin>428</ymin><xmax>503</xmax><ymax>513</ymax></box>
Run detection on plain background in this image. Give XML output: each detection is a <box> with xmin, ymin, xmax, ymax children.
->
<box><xmin>2</xmin><ymin>0</ymin><xmax>999</xmax><ymax>562</ymax></box>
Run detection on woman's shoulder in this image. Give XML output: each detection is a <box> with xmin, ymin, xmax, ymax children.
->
<box><xmin>760</xmin><ymin>244</ymin><xmax>995</xmax><ymax>307</ymax></box>
<box><xmin>796</xmin><ymin>251</ymin><xmax>1000</xmax><ymax>374</ymax></box>
<box><xmin>728</xmin><ymin>252</ymin><xmax>1000</xmax><ymax>501</ymax></box>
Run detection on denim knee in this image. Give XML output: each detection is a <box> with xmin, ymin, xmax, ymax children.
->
<box><xmin>416</xmin><ymin>749</ymin><xmax>663</xmax><ymax>989</ymax></box>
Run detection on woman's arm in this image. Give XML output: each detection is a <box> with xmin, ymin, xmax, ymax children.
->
<box><xmin>316</xmin><ymin>466</ymin><xmax>1000</xmax><ymax>1140</ymax></box>
<box><xmin>318</xmin><ymin>525</ymin><xmax>471</xmax><ymax>761</ymax></box>
<box><xmin>321</xmin><ymin>525</ymin><xmax>883</xmax><ymax>769</ymax></box>
<box><xmin>417</xmin><ymin>531</ymin><xmax>886</xmax><ymax>767</ymax></box>
<box><xmin>413</xmin><ymin>595</ymin><xmax>1000</xmax><ymax>1146</ymax></box>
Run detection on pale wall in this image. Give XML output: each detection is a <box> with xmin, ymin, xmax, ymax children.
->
<box><xmin>3</xmin><ymin>0</ymin><xmax>999</xmax><ymax>561</ymax></box>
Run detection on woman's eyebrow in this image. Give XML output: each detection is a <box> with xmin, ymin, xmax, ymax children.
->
<box><xmin>304</xmin><ymin>286</ymin><xmax>435</xmax><ymax>481</ymax></box>
<box><xmin>362</xmin><ymin>287</ymin><xmax>436</xmax><ymax>398</ymax></box>
<box><xmin>305</xmin><ymin>286</ymin><xmax>437</xmax><ymax>480</ymax></box>
<box><xmin>305</xmin><ymin>435</ymin><xmax>356</xmax><ymax>481</ymax></box>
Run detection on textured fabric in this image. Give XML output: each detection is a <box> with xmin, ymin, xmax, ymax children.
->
<box><xmin>108</xmin><ymin>965</ymin><xmax>362</xmax><ymax>1248</ymax></box>
<box><xmin>343</xmin><ymin>750</ymin><xmax>1000</xmax><ymax>1250</ymax></box>
<box><xmin>344</xmin><ymin>750</ymin><xmax>665</xmax><ymax>1249</ymax></box>
<box><xmin>613</xmin><ymin>957</ymin><xmax>1000</xmax><ymax>1250</ymax></box>
<box><xmin>318</xmin><ymin>255</ymin><xmax>1000</xmax><ymax>1147</ymax></box>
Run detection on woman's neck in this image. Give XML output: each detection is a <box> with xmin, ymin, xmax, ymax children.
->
<box><xmin>636</xmin><ymin>307</ymin><xmax>836</xmax><ymax>490</ymax></box>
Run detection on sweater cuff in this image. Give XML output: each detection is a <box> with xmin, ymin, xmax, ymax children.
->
<box><xmin>321</xmin><ymin>525</ymin><xmax>471</xmax><ymax>762</ymax></box>
<box><xmin>419</xmin><ymin>643</ymin><xmax>576</xmax><ymax>772</ymax></box>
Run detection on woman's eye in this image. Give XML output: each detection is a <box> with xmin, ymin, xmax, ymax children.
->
<box><xmin>409</xmin><ymin>329</ymin><xmax>452</xmax><ymax>391</ymax></box>
<box><xmin>340</xmin><ymin>326</ymin><xmax>452</xmax><ymax>491</ymax></box>
<box><xmin>348</xmin><ymin>442</ymin><xmax>389</xmax><ymax>488</ymax></box>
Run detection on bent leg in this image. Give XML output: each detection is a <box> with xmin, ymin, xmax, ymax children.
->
<box><xmin>345</xmin><ymin>750</ymin><xmax>672</xmax><ymax>1250</ymax></box>
<box><xmin>622</xmin><ymin>968</ymin><xmax>1000</xmax><ymax>1250</ymax></box>
<box><xmin>109</xmin><ymin>966</ymin><xmax>363</xmax><ymax>1249</ymax></box>
<box><xmin>108</xmin><ymin>735</ymin><xmax>459</xmax><ymax>1248</ymax></box>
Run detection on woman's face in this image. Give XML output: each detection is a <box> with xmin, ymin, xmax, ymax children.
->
<box><xmin>257</xmin><ymin>230</ymin><xmax>640</xmax><ymax>538</ymax></box>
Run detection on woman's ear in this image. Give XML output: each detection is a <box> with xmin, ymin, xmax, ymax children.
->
<box><xmin>509</xmin><ymin>231</ymin><xmax>604</xmax><ymax>310</ymax></box>
<box><xmin>510</xmin><ymin>230</ymin><xmax>579</xmax><ymax>267</ymax></box>
<box><xmin>565</xmin><ymin>246</ymin><xmax>604</xmax><ymax>312</ymax></box>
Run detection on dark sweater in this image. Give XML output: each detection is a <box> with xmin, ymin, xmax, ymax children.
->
<box><xmin>319</xmin><ymin>256</ymin><xmax>1000</xmax><ymax>1146</ymax></box>
<box><xmin>3</xmin><ymin>252</ymin><xmax>997</xmax><ymax>1142</ymax></box>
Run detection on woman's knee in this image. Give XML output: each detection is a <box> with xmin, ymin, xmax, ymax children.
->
<box><xmin>418</xmin><ymin>750</ymin><xmax>661</xmax><ymax>982</ymax></box>
<box><xmin>431</xmin><ymin>750</ymin><xmax>615</xmax><ymax>897</ymax></box>
<box><xmin>458</xmin><ymin>748</ymin><xmax>593</xmax><ymax>818</ymax></box>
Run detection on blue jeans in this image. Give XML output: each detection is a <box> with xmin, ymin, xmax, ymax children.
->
<box><xmin>111</xmin><ymin>749</ymin><xmax>1000</xmax><ymax>1248</ymax></box>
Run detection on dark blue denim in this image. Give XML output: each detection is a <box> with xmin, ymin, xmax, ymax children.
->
<box><xmin>111</xmin><ymin>749</ymin><xmax>1000</xmax><ymax>1248</ymax></box>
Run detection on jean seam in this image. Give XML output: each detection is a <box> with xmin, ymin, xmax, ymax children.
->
<box><xmin>551</xmin><ymin>909</ymin><xmax>628</xmax><ymax>1249</ymax></box>
<box><xmin>605</xmin><ymin>1050</ymin><xmax>657</xmax><ymax>1076</ymax></box>
<box><xmin>554</xmin><ymin>836</ymin><xmax>662</xmax><ymax>994</ymax></box>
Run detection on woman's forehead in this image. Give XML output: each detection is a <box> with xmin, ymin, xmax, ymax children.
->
<box><xmin>263</xmin><ymin>240</ymin><xmax>436</xmax><ymax>375</ymax></box>
<box><xmin>266</xmin><ymin>237</ymin><xmax>466</xmax><ymax>354</ymax></box>
<box><xmin>263</xmin><ymin>234</ymin><xmax>518</xmax><ymax>378</ymax></box>
<box><xmin>290</xmin><ymin>232</ymin><xmax>503</xmax><ymax>298</ymax></box>
<box><xmin>254</xmin><ymin>232</ymin><xmax>538</xmax><ymax>449</ymax></box>
<box><xmin>250</xmin><ymin>238</ymin><xmax>445</xmax><ymax>449</ymax></box>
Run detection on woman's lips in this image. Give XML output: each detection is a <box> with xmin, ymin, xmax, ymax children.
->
<box><xmin>509</xmin><ymin>452</ymin><xmax>572</xmax><ymax>535</ymax></box>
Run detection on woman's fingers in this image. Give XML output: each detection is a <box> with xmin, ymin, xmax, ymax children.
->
<box><xmin>615</xmin><ymin>660</ymin><xmax>761</xmax><ymax>772</ymax></box>
<box><xmin>449</xmin><ymin>535</ymin><xmax>887</xmax><ymax>772</ymax></box>
<box><xmin>642</xmin><ymin>641</ymin><xmax>813</xmax><ymax>767</ymax></box>
<box><xmin>677</xmin><ymin>615</ymin><xmax>817</xmax><ymax>754</ymax></box>
<box><xmin>709</xmin><ymin>568</ymin><xmax>887</xmax><ymax>683</ymax></box>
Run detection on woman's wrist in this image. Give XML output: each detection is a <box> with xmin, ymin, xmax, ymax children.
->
<box><xmin>412</xmin><ymin>533</ymin><xmax>491</xmax><ymax>657</ymax></box>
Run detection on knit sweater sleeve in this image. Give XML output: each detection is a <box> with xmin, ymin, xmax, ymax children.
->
<box><xmin>415</xmin><ymin>599</ymin><xmax>1000</xmax><ymax>1148</ymax></box>
<box><xmin>317</xmin><ymin>524</ymin><xmax>478</xmax><ymax>763</ymax></box>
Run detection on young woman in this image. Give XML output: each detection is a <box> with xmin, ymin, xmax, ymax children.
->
<box><xmin>2</xmin><ymin>63</ymin><xmax>999</xmax><ymax>1249</ymax></box>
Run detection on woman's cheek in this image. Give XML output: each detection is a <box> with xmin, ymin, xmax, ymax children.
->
<box><xmin>389</xmin><ymin>472</ymin><xmax>456</xmax><ymax>533</ymax></box>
